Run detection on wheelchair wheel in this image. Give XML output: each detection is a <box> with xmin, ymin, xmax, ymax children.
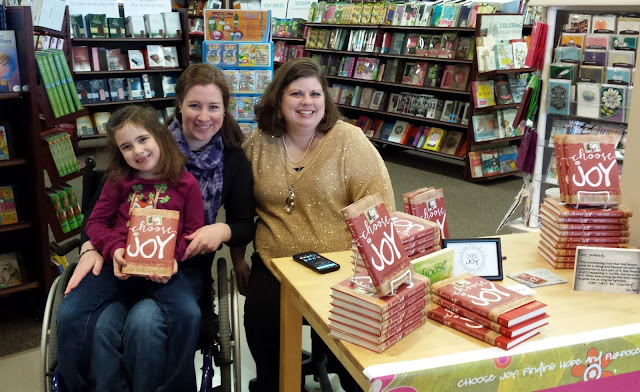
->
<box><xmin>41</xmin><ymin>263</ymin><xmax>77</xmax><ymax>392</ymax></box>
<box><xmin>217</xmin><ymin>258</ymin><xmax>233</xmax><ymax>392</ymax></box>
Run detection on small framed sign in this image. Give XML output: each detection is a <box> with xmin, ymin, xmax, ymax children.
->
<box><xmin>442</xmin><ymin>238</ymin><xmax>503</xmax><ymax>280</ymax></box>
<box><xmin>573</xmin><ymin>247</ymin><xmax>640</xmax><ymax>294</ymax></box>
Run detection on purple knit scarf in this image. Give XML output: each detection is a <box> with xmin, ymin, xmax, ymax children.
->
<box><xmin>169</xmin><ymin>118</ymin><xmax>224</xmax><ymax>225</ymax></box>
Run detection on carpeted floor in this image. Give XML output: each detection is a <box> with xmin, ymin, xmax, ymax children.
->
<box><xmin>0</xmin><ymin>141</ymin><xmax>524</xmax><ymax>357</ymax></box>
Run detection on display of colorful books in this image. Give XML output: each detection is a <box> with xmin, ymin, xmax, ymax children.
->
<box><xmin>427</xmin><ymin>273</ymin><xmax>548</xmax><ymax>350</ymax></box>
<box><xmin>537</xmin><ymin>198</ymin><xmax>632</xmax><ymax>269</ymax></box>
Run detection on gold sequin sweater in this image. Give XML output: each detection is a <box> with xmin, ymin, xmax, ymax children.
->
<box><xmin>242</xmin><ymin>120</ymin><xmax>395</xmax><ymax>268</ymax></box>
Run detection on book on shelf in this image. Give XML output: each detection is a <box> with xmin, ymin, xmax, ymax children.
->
<box><xmin>423</xmin><ymin>128</ymin><xmax>446</xmax><ymax>151</ymax></box>
<box><xmin>76</xmin><ymin>115</ymin><xmax>96</xmax><ymax>136</ymax></box>
<box><xmin>353</xmin><ymin>57</ymin><xmax>379</xmax><ymax>81</ymax></box>
<box><xmin>145</xmin><ymin>45</ymin><xmax>166</xmax><ymax>68</ymax></box>
<box><xmin>469</xmin><ymin>151</ymin><xmax>484</xmax><ymax>178</ymax></box>
<box><xmin>107</xmin><ymin>17</ymin><xmax>125</xmax><ymax>38</ymax></box>
<box><xmin>125</xmin><ymin>15</ymin><xmax>146</xmax><ymax>38</ymax></box>
<box><xmin>0</xmin><ymin>30</ymin><xmax>19</xmax><ymax>93</ymax></box>
<box><xmin>0</xmin><ymin>185</ymin><xmax>18</xmax><ymax>226</ymax></box>
<box><xmin>426</xmin><ymin>303</ymin><xmax>541</xmax><ymax>350</ymax></box>
<box><xmin>498</xmin><ymin>145</ymin><xmax>518</xmax><ymax>174</ymax></box>
<box><xmin>471</xmin><ymin>80</ymin><xmax>496</xmax><ymax>108</ymax></box>
<box><xmin>472</xmin><ymin>112</ymin><xmax>499</xmax><ymax>142</ymax></box>
<box><xmin>144</xmin><ymin>13</ymin><xmax>165</xmax><ymax>38</ymax></box>
<box><xmin>122</xmin><ymin>208</ymin><xmax>179</xmax><ymax>277</ymax></box>
<box><xmin>449</xmin><ymin>64</ymin><xmax>470</xmax><ymax>91</ymax></box>
<box><xmin>69</xmin><ymin>14</ymin><xmax>86</xmax><ymax>38</ymax></box>
<box><xmin>481</xmin><ymin>150</ymin><xmax>500</xmax><ymax>176</ymax></box>
<box><xmin>127</xmin><ymin>77</ymin><xmax>145</xmax><ymax>101</ymax></box>
<box><xmin>85</xmin><ymin>14</ymin><xmax>108</xmax><ymax>38</ymax></box>
<box><xmin>0</xmin><ymin>251</ymin><xmax>22</xmax><ymax>288</ymax></box>
<box><xmin>128</xmin><ymin>49</ymin><xmax>146</xmax><ymax>70</ymax></box>
<box><xmin>497</xmin><ymin>108</ymin><xmax>518</xmax><ymax>138</ymax></box>
<box><xmin>387</xmin><ymin>120</ymin><xmax>410</xmax><ymax>144</ymax></box>
<box><xmin>341</xmin><ymin>194</ymin><xmax>410</xmax><ymax>296</ymax></box>
<box><xmin>438</xmin><ymin>131</ymin><xmax>464</xmax><ymax>155</ymax></box>
<box><xmin>108</xmin><ymin>78</ymin><xmax>128</xmax><ymax>101</ymax></box>
<box><xmin>431</xmin><ymin>273</ymin><xmax>547</xmax><ymax>328</ymax></box>
<box><xmin>162</xmin><ymin>11</ymin><xmax>182</xmax><ymax>38</ymax></box>
<box><xmin>494</xmin><ymin>75</ymin><xmax>514</xmax><ymax>105</ymax></box>
<box><xmin>35</xmin><ymin>52</ymin><xmax>66</xmax><ymax>118</ymax></box>
<box><xmin>0</xmin><ymin>122</ymin><xmax>13</xmax><ymax>160</ymax></box>
<box><xmin>92</xmin><ymin>112</ymin><xmax>111</xmax><ymax>135</ymax></box>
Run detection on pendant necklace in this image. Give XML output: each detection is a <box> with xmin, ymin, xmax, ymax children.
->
<box><xmin>282</xmin><ymin>131</ymin><xmax>318</xmax><ymax>213</ymax></box>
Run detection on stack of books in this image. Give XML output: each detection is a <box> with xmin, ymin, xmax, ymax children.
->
<box><xmin>537</xmin><ymin>198</ymin><xmax>632</xmax><ymax>269</ymax></box>
<box><xmin>403</xmin><ymin>187</ymin><xmax>449</xmax><ymax>239</ymax></box>
<box><xmin>351</xmin><ymin>212</ymin><xmax>441</xmax><ymax>273</ymax></box>
<box><xmin>427</xmin><ymin>274</ymin><xmax>548</xmax><ymax>350</ymax></box>
<box><xmin>328</xmin><ymin>274</ymin><xmax>430</xmax><ymax>353</ymax></box>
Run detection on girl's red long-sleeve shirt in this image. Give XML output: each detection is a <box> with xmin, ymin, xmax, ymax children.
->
<box><xmin>86</xmin><ymin>170</ymin><xmax>204</xmax><ymax>262</ymax></box>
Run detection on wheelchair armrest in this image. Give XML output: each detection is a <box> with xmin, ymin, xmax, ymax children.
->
<box><xmin>50</xmin><ymin>239</ymin><xmax>82</xmax><ymax>257</ymax></box>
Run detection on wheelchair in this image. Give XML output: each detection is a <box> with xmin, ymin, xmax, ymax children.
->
<box><xmin>40</xmin><ymin>157</ymin><xmax>242</xmax><ymax>392</ymax></box>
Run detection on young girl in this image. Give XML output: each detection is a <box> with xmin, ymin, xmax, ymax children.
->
<box><xmin>57</xmin><ymin>105</ymin><xmax>204</xmax><ymax>391</ymax></box>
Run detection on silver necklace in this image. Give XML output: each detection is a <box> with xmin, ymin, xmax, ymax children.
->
<box><xmin>282</xmin><ymin>131</ymin><xmax>318</xmax><ymax>165</ymax></box>
<box><xmin>281</xmin><ymin>132</ymin><xmax>317</xmax><ymax>213</ymax></box>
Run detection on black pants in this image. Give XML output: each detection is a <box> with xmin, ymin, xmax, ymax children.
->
<box><xmin>244</xmin><ymin>253</ymin><xmax>361</xmax><ymax>392</ymax></box>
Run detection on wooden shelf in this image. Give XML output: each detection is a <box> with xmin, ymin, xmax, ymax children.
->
<box><xmin>469</xmin><ymin>171</ymin><xmax>521</xmax><ymax>182</ymax></box>
<box><xmin>0</xmin><ymin>92</ymin><xmax>23</xmax><ymax>100</ymax></box>
<box><xmin>472</xmin><ymin>135</ymin><xmax>524</xmax><ymax>146</ymax></box>
<box><xmin>73</xmin><ymin>68</ymin><xmax>183</xmax><ymax>77</ymax></box>
<box><xmin>371</xmin><ymin>138</ymin><xmax>465</xmax><ymax>161</ymax></box>
<box><xmin>306</xmin><ymin>48</ymin><xmax>377</xmax><ymax>56</ymax></box>
<box><xmin>473</xmin><ymin>103</ymin><xmax>521</xmax><ymax>112</ymax></box>
<box><xmin>82</xmin><ymin>97</ymin><xmax>174</xmax><ymax>107</ymax></box>
<box><xmin>378</xmin><ymin>53</ymin><xmax>473</xmax><ymax>64</ymax></box>
<box><xmin>337</xmin><ymin>104</ymin><xmax>469</xmax><ymax>130</ymax></box>
<box><xmin>305</xmin><ymin>23</ymin><xmax>378</xmax><ymax>29</ymax></box>
<box><xmin>478</xmin><ymin>68</ymin><xmax>534</xmax><ymax>77</ymax></box>
<box><xmin>72</xmin><ymin>37</ymin><xmax>184</xmax><ymax>43</ymax></box>
<box><xmin>0</xmin><ymin>158</ymin><xmax>28</xmax><ymax>168</ymax></box>
<box><xmin>326</xmin><ymin>75</ymin><xmax>470</xmax><ymax>95</ymax></box>
<box><xmin>0</xmin><ymin>281</ymin><xmax>40</xmax><ymax>297</ymax></box>
<box><xmin>378</xmin><ymin>25</ymin><xmax>475</xmax><ymax>32</ymax></box>
<box><xmin>78</xmin><ymin>133</ymin><xmax>107</xmax><ymax>140</ymax></box>
<box><xmin>0</xmin><ymin>220</ymin><xmax>32</xmax><ymax>233</ymax></box>
<box><xmin>272</xmin><ymin>37</ymin><xmax>305</xmax><ymax>43</ymax></box>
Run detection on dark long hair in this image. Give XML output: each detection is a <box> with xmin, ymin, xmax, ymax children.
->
<box><xmin>170</xmin><ymin>63</ymin><xmax>244</xmax><ymax>148</ymax></box>
<box><xmin>106</xmin><ymin>105</ymin><xmax>187</xmax><ymax>184</ymax></box>
<box><xmin>254</xmin><ymin>57</ymin><xmax>340</xmax><ymax>137</ymax></box>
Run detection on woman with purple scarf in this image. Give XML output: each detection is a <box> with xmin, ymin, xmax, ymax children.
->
<box><xmin>56</xmin><ymin>63</ymin><xmax>254</xmax><ymax>392</ymax></box>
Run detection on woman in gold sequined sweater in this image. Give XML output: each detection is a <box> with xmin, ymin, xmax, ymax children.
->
<box><xmin>241</xmin><ymin>57</ymin><xmax>394</xmax><ymax>391</ymax></box>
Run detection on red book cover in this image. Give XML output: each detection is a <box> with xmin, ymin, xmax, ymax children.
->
<box><xmin>431</xmin><ymin>294</ymin><xmax>549</xmax><ymax>338</ymax></box>
<box><xmin>329</xmin><ymin>310</ymin><xmax>425</xmax><ymax>341</ymax></box>
<box><xmin>409</xmin><ymin>188</ymin><xmax>449</xmax><ymax>239</ymax></box>
<box><xmin>330</xmin><ymin>274</ymin><xmax>429</xmax><ymax>314</ymax></box>
<box><xmin>537</xmin><ymin>248</ymin><xmax>576</xmax><ymax>269</ymax></box>
<box><xmin>557</xmin><ymin>134</ymin><xmax>621</xmax><ymax>206</ymax></box>
<box><xmin>540</xmin><ymin>205</ymin><xmax>629</xmax><ymax>224</ymax></box>
<box><xmin>541</xmin><ymin>224</ymin><xmax>630</xmax><ymax>241</ymax></box>
<box><xmin>342</xmin><ymin>194</ymin><xmax>411</xmax><ymax>296</ymax></box>
<box><xmin>123</xmin><ymin>208</ymin><xmax>179</xmax><ymax>277</ymax></box>
<box><xmin>426</xmin><ymin>303</ymin><xmax>541</xmax><ymax>350</ymax></box>
<box><xmin>539</xmin><ymin>212</ymin><xmax>629</xmax><ymax>232</ymax></box>
<box><xmin>331</xmin><ymin>295</ymin><xmax>427</xmax><ymax>322</ymax></box>
<box><xmin>390</xmin><ymin>211</ymin><xmax>438</xmax><ymax>244</ymax></box>
<box><xmin>539</xmin><ymin>238</ymin><xmax>577</xmax><ymax>256</ymax></box>
<box><xmin>402</xmin><ymin>187</ymin><xmax>432</xmax><ymax>214</ymax></box>
<box><xmin>543</xmin><ymin>198</ymin><xmax>632</xmax><ymax>218</ymax></box>
<box><xmin>330</xmin><ymin>300</ymin><xmax>427</xmax><ymax>333</ymax></box>
<box><xmin>328</xmin><ymin>315</ymin><xmax>425</xmax><ymax>353</ymax></box>
<box><xmin>430</xmin><ymin>273</ymin><xmax>546</xmax><ymax>327</ymax></box>
<box><xmin>540</xmin><ymin>231</ymin><xmax>629</xmax><ymax>249</ymax></box>
<box><xmin>537</xmin><ymin>244</ymin><xmax>576</xmax><ymax>263</ymax></box>
<box><xmin>552</xmin><ymin>135</ymin><xmax>569</xmax><ymax>201</ymax></box>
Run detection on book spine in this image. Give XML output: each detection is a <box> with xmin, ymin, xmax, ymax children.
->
<box><xmin>35</xmin><ymin>54</ymin><xmax>63</xmax><ymax>118</ymax></box>
<box><xmin>47</xmin><ymin>50</ymin><xmax>75</xmax><ymax>114</ymax></box>
<box><xmin>378</xmin><ymin>316</ymin><xmax>424</xmax><ymax>352</ymax></box>
<box><xmin>431</xmin><ymin>295</ymin><xmax>502</xmax><ymax>334</ymax></box>
<box><xmin>54</xmin><ymin>50</ymin><xmax>83</xmax><ymax>111</ymax></box>
<box><xmin>427</xmin><ymin>305</ymin><xmax>496</xmax><ymax>345</ymax></box>
<box><xmin>44</xmin><ymin>52</ymin><xmax>71</xmax><ymax>116</ymax></box>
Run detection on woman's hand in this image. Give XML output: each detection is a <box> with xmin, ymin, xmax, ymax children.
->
<box><xmin>231</xmin><ymin>247</ymin><xmax>249</xmax><ymax>296</ymax></box>
<box><xmin>148</xmin><ymin>259</ymin><xmax>178</xmax><ymax>284</ymax></box>
<box><xmin>64</xmin><ymin>241</ymin><xmax>104</xmax><ymax>295</ymax></box>
<box><xmin>112</xmin><ymin>248</ymin><xmax>131</xmax><ymax>280</ymax></box>
<box><xmin>182</xmin><ymin>223</ymin><xmax>232</xmax><ymax>261</ymax></box>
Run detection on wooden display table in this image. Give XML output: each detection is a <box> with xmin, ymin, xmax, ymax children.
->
<box><xmin>271</xmin><ymin>232</ymin><xmax>640</xmax><ymax>391</ymax></box>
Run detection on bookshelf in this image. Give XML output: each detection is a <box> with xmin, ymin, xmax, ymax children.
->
<box><xmin>527</xmin><ymin>1</ymin><xmax>640</xmax><ymax>230</ymax></box>
<box><xmin>69</xmin><ymin>7</ymin><xmax>190</xmax><ymax>139</ymax></box>
<box><xmin>1</xmin><ymin>6</ymin><xmax>53</xmax><ymax>298</ymax></box>
<box><xmin>304</xmin><ymin>22</ymin><xmax>474</xmax><ymax>166</ymax></box>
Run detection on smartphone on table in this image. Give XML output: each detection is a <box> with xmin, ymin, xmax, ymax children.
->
<box><xmin>292</xmin><ymin>251</ymin><xmax>341</xmax><ymax>274</ymax></box>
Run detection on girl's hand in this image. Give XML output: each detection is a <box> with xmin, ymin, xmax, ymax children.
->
<box><xmin>113</xmin><ymin>248</ymin><xmax>130</xmax><ymax>280</ymax></box>
<box><xmin>148</xmin><ymin>260</ymin><xmax>178</xmax><ymax>284</ymax></box>
<box><xmin>64</xmin><ymin>241</ymin><xmax>104</xmax><ymax>295</ymax></box>
<box><xmin>182</xmin><ymin>223</ymin><xmax>232</xmax><ymax>261</ymax></box>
